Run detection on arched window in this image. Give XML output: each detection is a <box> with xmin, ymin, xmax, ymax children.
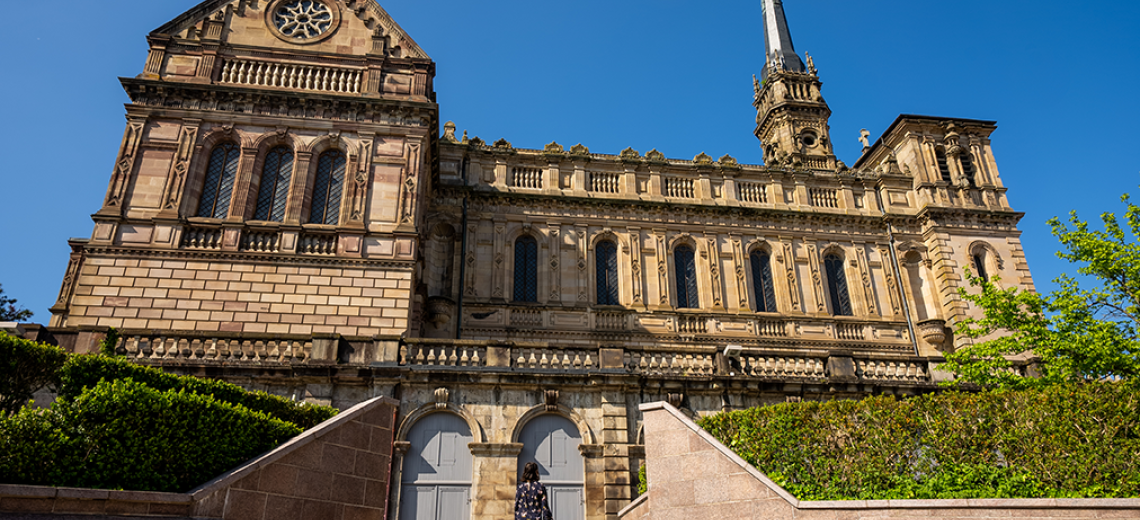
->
<box><xmin>935</xmin><ymin>147</ymin><xmax>952</xmax><ymax>183</ymax></box>
<box><xmin>196</xmin><ymin>143</ymin><xmax>240</xmax><ymax>219</ymax></box>
<box><xmin>514</xmin><ymin>236</ymin><xmax>538</xmax><ymax>302</ymax></box>
<box><xmin>960</xmin><ymin>153</ymin><xmax>977</xmax><ymax>187</ymax></box>
<box><xmin>750</xmin><ymin>250</ymin><xmax>777</xmax><ymax>313</ymax></box>
<box><xmin>596</xmin><ymin>240</ymin><xmax>619</xmax><ymax>306</ymax></box>
<box><xmin>674</xmin><ymin>245</ymin><xmax>698</xmax><ymax>309</ymax></box>
<box><xmin>253</xmin><ymin>146</ymin><xmax>295</xmax><ymax>222</ymax></box>
<box><xmin>824</xmin><ymin>253</ymin><xmax>852</xmax><ymax>316</ymax></box>
<box><xmin>309</xmin><ymin>150</ymin><xmax>346</xmax><ymax>225</ymax></box>
<box><xmin>972</xmin><ymin>252</ymin><xmax>989</xmax><ymax>281</ymax></box>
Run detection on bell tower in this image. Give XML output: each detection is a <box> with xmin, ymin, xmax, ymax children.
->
<box><xmin>754</xmin><ymin>0</ymin><xmax>836</xmax><ymax>170</ymax></box>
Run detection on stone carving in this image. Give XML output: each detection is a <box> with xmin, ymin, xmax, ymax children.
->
<box><xmin>441</xmin><ymin>121</ymin><xmax>458</xmax><ymax>143</ymax></box>
<box><xmin>631</xmin><ymin>230</ymin><xmax>644</xmax><ymax>305</ymax></box>
<box><xmin>859</xmin><ymin>129</ymin><xmax>871</xmax><ymax>150</ymax></box>
<box><xmin>464</xmin><ymin>225</ymin><xmax>477</xmax><ymax>297</ymax></box>
<box><xmin>493</xmin><ymin>138</ymin><xmax>512</xmax><ymax>149</ymax></box>
<box><xmin>399</xmin><ymin>142</ymin><xmax>421</xmax><ymax>224</ymax></box>
<box><xmin>880</xmin><ymin>247</ymin><xmax>902</xmax><ymax>315</ymax></box>
<box><xmin>667</xmin><ymin>393</ymin><xmax>683</xmax><ymax>409</ymax></box>
<box><xmin>782</xmin><ymin>241</ymin><xmax>800</xmax><ymax>311</ymax></box>
<box><xmin>656</xmin><ymin>233</ymin><xmax>669</xmax><ymax>305</ymax></box>
<box><xmin>273</xmin><ymin>0</ymin><xmax>335</xmax><ymax>40</ymax></box>
<box><xmin>707</xmin><ymin>238</ymin><xmax>722</xmax><ymax>308</ymax></box>
<box><xmin>160</xmin><ymin>123</ymin><xmax>200</xmax><ymax>212</ymax></box>
<box><xmin>570</xmin><ymin>143</ymin><xmax>589</xmax><ymax>155</ymax></box>
<box><xmin>103</xmin><ymin>119</ymin><xmax>145</xmax><ymax>210</ymax></box>
<box><xmin>544</xmin><ymin>390</ymin><xmax>560</xmax><ymax>412</ymax></box>
<box><xmin>805</xmin><ymin>52</ymin><xmax>816</xmax><ymax>74</ymax></box>
<box><xmin>718</xmin><ymin>155</ymin><xmax>738</xmax><ymax>168</ymax></box>
<box><xmin>694</xmin><ymin>152</ymin><xmax>714</xmax><ymax>165</ymax></box>
<box><xmin>349</xmin><ymin>137</ymin><xmax>372</xmax><ymax>222</ymax></box>
<box><xmin>433</xmin><ymin>387</ymin><xmax>449</xmax><ymax>410</ymax></box>
<box><xmin>550</xmin><ymin>227</ymin><xmax>561</xmax><ymax>301</ymax></box>
<box><xmin>544</xmin><ymin>141</ymin><xmax>564</xmax><ymax>154</ymax></box>
<box><xmin>646</xmin><ymin>149</ymin><xmax>666</xmax><ymax>162</ymax></box>
<box><xmin>857</xmin><ymin>247</ymin><xmax>876</xmax><ymax>315</ymax></box>
<box><xmin>621</xmin><ymin>147</ymin><xmax>640</xmax><ymax>160</ymax></box>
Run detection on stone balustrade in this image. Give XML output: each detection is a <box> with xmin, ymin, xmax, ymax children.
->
<box><xmin>218</xmin><ymin>58</ymin><xmax>364</xmax><ymax>95</ymax></box>
<box><xmin>107</xmin><ymin>329</ymin><xmax>948</xmax><ymax>385</ymax></box>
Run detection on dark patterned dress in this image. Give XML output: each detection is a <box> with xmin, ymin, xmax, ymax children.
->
<box><xmin>514</xmin><ymin>481</ymin><xmax>553</xmax><ymax>520</ymax></box>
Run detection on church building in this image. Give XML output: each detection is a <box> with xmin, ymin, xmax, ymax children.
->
<box><xmin>44</xmin><ymin>0</ymin><xmax>1035</xmax><ymax>519</ymax></box>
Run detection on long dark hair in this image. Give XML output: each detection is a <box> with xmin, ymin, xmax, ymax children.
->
<box><xmin>521</xmin><ymin>462</ymin><xmax>540</xmax><ymax>483</ymax></box>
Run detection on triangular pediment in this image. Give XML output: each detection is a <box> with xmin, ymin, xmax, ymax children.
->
<box><xmin>151</xmin><ymin>0</ymin><xmax>428</xmax><ymax>60</ymax></box>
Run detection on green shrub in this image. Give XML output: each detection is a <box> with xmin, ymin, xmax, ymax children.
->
<box><xmin>0</xmin><ymin>379</ymin><xmax>300</xmax><ymax>492</ymax></box>
<box><xmin>0</xmin><ymin>334</ymin><xmax>68</xmax><ymax>415</ymax></box>
<box><xmin>638</xmin><ymin>464</ymin><xmax>647</xmax><ymax>495</ymax></box>
<box><xmin>59</xmin><ymin>355</ymin><xmax>336</xmax><ymax>429</ymax></box>
<box><xmin>698</xmin><ymin>384</ymin><xmax>1140</xmax><ymax>500</ymax></box>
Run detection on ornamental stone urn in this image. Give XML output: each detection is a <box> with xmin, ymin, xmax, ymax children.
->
<box><xmin>917</xmin><ymin>319</ymin><xmax>949</xmax><ymax>351</ymax></box>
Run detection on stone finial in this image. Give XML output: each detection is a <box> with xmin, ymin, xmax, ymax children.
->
<box><xmin>621</xmin><ymin>147</ymin><xmax>641</xmax><ymax>160</ymax></box>
<box><xmin>859</xmin><ymin>129</ymin><xmax>871</xmax><ymax>152</ymax></box>
<box><xmin>468</xmin><ymin>136</ymin><xmax>485</xmax><ymax>147</ymax></box>
<box><xmin>544</xmin><ymin>141</ymin><xmax>564</xmax><ymax>154</ymax></box>
<box><xmin>718</xmin><ymin>154</ymin><xmax>739</xmax><ymax>168</ymax></box>
<box><xmin>433</xmin><ymin>387</ymin><xmax>449</xmax><ymax>410</ymax></box>
<box><xmin>544</xmin><ymin>390</ymin><xmax>560</xmax><ymax>412</ymax></box>
<box><xmin>806</xmin><ymin>52</ymin><xmax>816</xmax><ymax>75</ymax></box>
<box><xmin>461</xmin><ymin>130</ymin><xmax>469</xmax><ymax>144</ymax></box>
<box><xmin>492</xmin><ymin>138</ymin><xmax>512</xmax><ymax>149</ymax></box>
<box><xmin>442</xmin><ymin>121</ymin><xmax>458</xmax><ymax>143</ymax></box>
<box><xmin>646</xmin><ymin>149</ymin><xmax>666</xmax><ymax>162</ymax></box>
<box><xmin>694</xmin><ymin>152</ymin><xmax>714</xmax><ymax>165</ymax></box>
<box><xmin>570</xmin><ymin>143</ymin><xmax>589</xmax><ymax>155</ymax></box>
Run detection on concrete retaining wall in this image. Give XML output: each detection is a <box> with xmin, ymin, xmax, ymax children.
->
<box><xmin>622</xmin><ymin>402</ymin><xmax>1140</xmax><ymax>520</ymax></box>
<box><xmin>0</xmin><ymin>396</ymin><xmax>397</xmax><ymax>520</ymax></box>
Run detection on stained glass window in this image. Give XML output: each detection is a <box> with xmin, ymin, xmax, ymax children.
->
<box><xmin>254</xmin><ymin>146</ymin><xmax>295</xmax><ymax>222</ymax></box>
<box><xmin>310</xmin><ymin>150</ymin><xmax>346</xmax><ymax>225</ymax></box>
<box><xmin>514</xmin><ymin>236</ymin><xmax>538</xmax><ymax>302</ymax></box>
<box><xmin>596</xmin><ymin>241</ymin><xmax>619</xmax><ymax>306</ymax></box>
<box><xmin>196</xmin><ymin>143</ymin><xmax>240</xmax><ymax>219</ymax></box>
<box><xmin>750</xmin><ymin>251</ymin><xmax>777</xmax><ymax>313</ymax></box>
<box><xmin>675</xmin><ymin>245</ymin><xmax>698</xmax><ymax>309</ymax></box>
<box><xmin>824</xmin><ymin>253</ymin><xmax>852</xmax><ymax>316</ymax></box>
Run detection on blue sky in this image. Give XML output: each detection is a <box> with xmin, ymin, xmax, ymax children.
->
<box><xmin>1</xmin><ymin>0</ymin><xmax>1139</xmax><ymax>321</ymax></box>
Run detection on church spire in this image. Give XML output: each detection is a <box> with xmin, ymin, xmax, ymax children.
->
<box><xmin>761</xmin><ymin>0</ymin><xmax>805</xmax><ymax>78</ymax></box>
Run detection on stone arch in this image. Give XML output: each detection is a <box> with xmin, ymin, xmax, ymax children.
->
<box><xmin>588</xmin><ymin>229</ymin><xmax>627</xmax><ymax>250</ymax></box>
<box><xmin>183</xmin><ymin>126</ymin><xmax>246</xmax><ymax>219</ymax></box>
<box><xmin>510</xmin><ymin>404</ymin><xmax>596</xmax><ymax>446</ymax></box>
<box><xmin>745</xmin><ymin>237</ymin><xmax>773</xmax><ymax>256</ymax></box>
<box><xmin>396</xmin><ymin>403</ymin><xmax>485</xmax><ymax>445</ymax></box>
<box><xmin>968</xmin><ymin>241</ymin><xmax>1004</xmax><ymax>282</ymax></box>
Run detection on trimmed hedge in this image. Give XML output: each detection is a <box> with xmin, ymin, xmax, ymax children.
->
<box><xmin>0</xmin><ymin>379</ymin><xmax>300</xmax><ymax>492</ymax></box>
<box><xmin>698</xmin><ymin>384</ymin><xmax>1140</xmax><ymax>500</ymax></box>
<box><xmin>0</xmin><ymin>334</ymin><xmax>67</xmax><ymax>415</ymax></box>
<box><xmin>59</xmin><ymin>355</ymin><xmax>336</xmax><ymax>429</ymax></box>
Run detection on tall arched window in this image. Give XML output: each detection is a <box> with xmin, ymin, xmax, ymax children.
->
<box><xmin>196</xmin><ymin>143</ymin><xmax>240</xmax><ymax>219</ymax></box>
<box><xmin>935</xmin><ymin>147</ymin><xmax>952</xmax><ymax>183</ymax></box>
<box><xmin>596</xmin><ymin>240</ymin><xmax>619</xmax><ymax>306</ymax></box>
<box><xmin>309</xmin><ymin>150</ymin><xmax>346</xmax><ymax>225</ymax></box>
<box><xmin>514</xmin><ymin>236</ymin><xmax>538</xmax><ymax>302</ymax></box>
<box><xmin>960</xmin><ymin>153</ymin><xmax>977</xmax><ymax>187</ymax></box>
<box><xmin>750</xmin><ymin>251</ymin><xmax>777</xmax><ymax>313</ymax></box>
<box><xmin>674</xmin><ymin>245</ymin><xmax>698</xmax><ymax>309</ymax></box>
<box><xmin>253</xmin><ymin>146</ymin><xmax>294</xmax><ymax>222</ymax></box>
<box><xmin>972</xmin><ymin>252</ymin><xmax>989</xmax><ymax>281</ymax></box>
<box><xmin>824</xmin><ymin>253</ymin><xmax>852</xmax><ymax>316</ymax></box>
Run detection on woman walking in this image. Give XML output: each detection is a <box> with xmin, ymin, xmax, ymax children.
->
<box><xmin>515</xmin><ymin>462</ymin><xmax>553</xmax><ymax>520</ymax></box>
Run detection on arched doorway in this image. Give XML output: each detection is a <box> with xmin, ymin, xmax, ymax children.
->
<box><xmin>400</xmin><ymin>413</ymin><xmax>473</xmax><ymax>520</ymax></box>
<box><xmin>518</xmin><ymin>414</ymin><xmax>585</xmax><ymax>520</ymax></box>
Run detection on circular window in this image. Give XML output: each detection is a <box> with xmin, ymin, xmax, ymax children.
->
<box><xmin>801</xmin><ymin>133</ymin><xmax>818</xmax><ymax>147</ymax></box>
<box><xmin>266</xmin><ymin>0</ymin><xmax>340</xmax><ymax>44</ymax></box>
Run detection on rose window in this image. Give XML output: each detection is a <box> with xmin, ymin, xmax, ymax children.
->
<box><xmin>273</xmin><ymin>0</ymin><xmax>334</xmax><ymax>40</ymax></box>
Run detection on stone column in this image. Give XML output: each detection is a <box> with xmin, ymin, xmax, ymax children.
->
<box><xmin>469</xmin><ymin>443</ymin><xmax>522</xmax><ymax>520</ymax></box>
<box><xmin>599</xmin><ymin>391</ymin><xmax>631</xmax><ymax>519</ymax></box>
<box><xmin>283</xmin><ymin>151</ymin><xmax>314</xmax><ymax>224</ymax></box>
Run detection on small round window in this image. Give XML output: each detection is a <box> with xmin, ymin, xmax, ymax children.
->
<box><xmin>801</xmin><ymin>132</ymin><xmax>818</xmax><ymax>147</ymax></box>
<box><xmin>267</xmin><ymin>0</ymin><xmax>340</xmax><ymax>44</ymax></box>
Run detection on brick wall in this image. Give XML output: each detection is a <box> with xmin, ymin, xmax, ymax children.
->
<box><xmin>63</xmin><ymin>255</ymin><xmax>412</xmax><ymax>337</ymax></box>
<box><xmin>625</xmin><ymin>402</ymin><xmax>1140</xmax><ymax>520</ymax></box>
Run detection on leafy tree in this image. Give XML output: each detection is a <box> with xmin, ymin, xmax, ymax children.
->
<box><xmin>0</xmin><ymin>284</ymin><xmax>32</xmax><ymax>323</ymax></box>
<box><xmin>0</xmin><ymin>334</ymin><xmax>68</xmax><ymax>415</ymax></box>
<box><xmin>943</xmin><ymin>194</ymin><xmax>1140</xmax><ymax>388</ymax></box>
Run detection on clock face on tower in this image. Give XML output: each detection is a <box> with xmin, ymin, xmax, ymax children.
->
<box><xmin>267</xmin><ymin>0</ymin><xmax>341</xmax><ymax>44</ymax></box>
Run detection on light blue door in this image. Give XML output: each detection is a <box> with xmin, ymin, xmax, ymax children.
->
<box><xmin>519</xmin><ymin>415</ymin><xmax>585</xmax><ymax>520</ymax></box>
<box><xmin>401</xmin><ymin>414</ymin><xmax>473</xmax><ymax>520</ymax></box>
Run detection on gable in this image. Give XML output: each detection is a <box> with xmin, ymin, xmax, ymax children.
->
<box><xmin>151</xmin><ymin>0</ymin><xmax>428</xmax><ymax>60</ymax></box>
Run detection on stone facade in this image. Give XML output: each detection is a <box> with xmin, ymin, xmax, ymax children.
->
<box><xmin>44</xmin><ymin>1</ymin><xmax>1037</xmax><ymax>520</ymax></box>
